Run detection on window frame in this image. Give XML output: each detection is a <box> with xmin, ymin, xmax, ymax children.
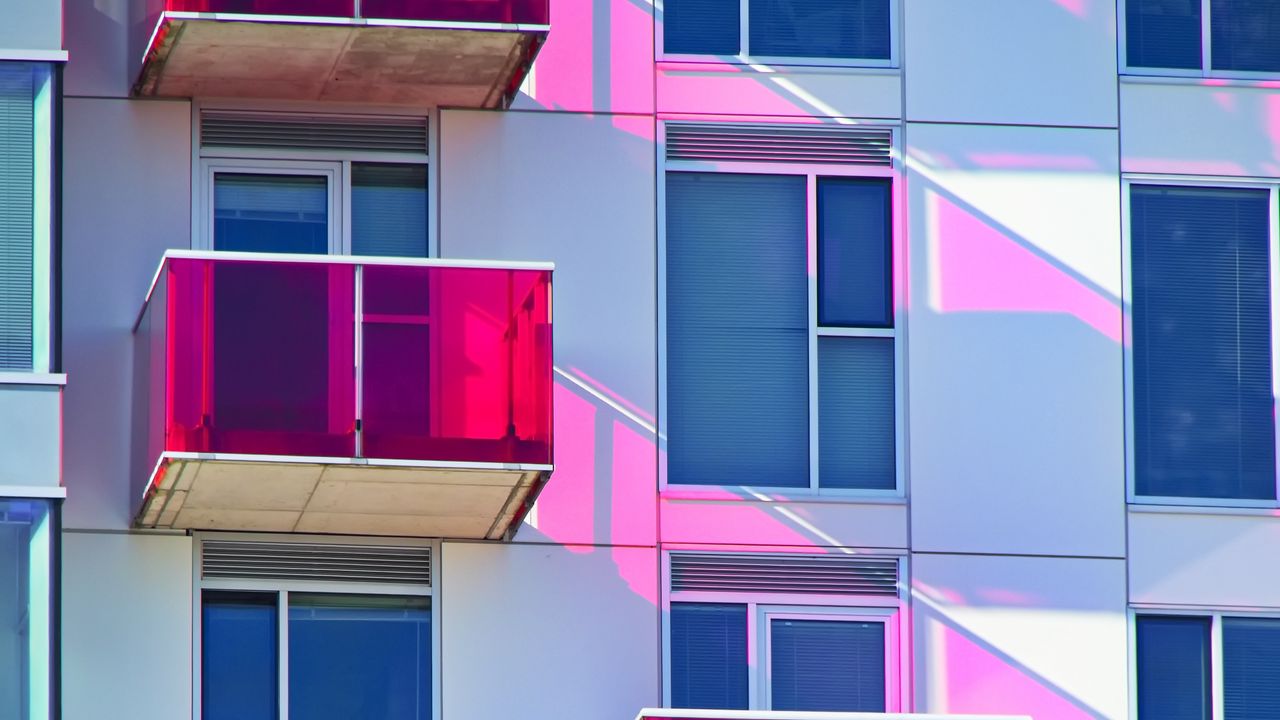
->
<box><xmin>1127</xmin><ymin>607</ymin><xmax>1280</xmax><ymax>719</ymax></box>
<box><xmin>656</xmin><ymin>0</ymin><xmax>901</xmax><ymax>69</ymax></box>
<box><xmin>191</xmin><ymin>101</ymin><xmax>436</xmax><ymax>259</ymax></box>
<box><xmin>1121</xmin><ymin>175</ymin><xmax>1280</xmax><ymax>508</ymax></box>
<box><xmin>0</xmin><ymin>492</ymin><xmax>61</xmax><ymax>720</ymax></box>
<box><xmin>656</xmin><ymin>120</ymin><xmax>906</xmax><ymax>499</ymax></box>
<box><xmin>191</xmin><ymin>533</ymin><xmax>440</xmax><ymax>720</ymax></box>
<box><xmin>1119</xmin><ymin>0</ymin><xmax>1280</xmax><ymax>80</ymax></box>
<box><xmin>661</xmin><ymin>550</ymin><xmax>910</xmax><ymax>712</ymax></box>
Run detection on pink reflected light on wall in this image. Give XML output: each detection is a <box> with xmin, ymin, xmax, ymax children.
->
<box><xmin>931</xmin><ymin>193</ymin><xmax>1121</xmax><ymax>342</ymax></box>
<box><xmin>529</xmin><ymin>383</ymin><xmax>597</xmax><ymax>551</ymax></box>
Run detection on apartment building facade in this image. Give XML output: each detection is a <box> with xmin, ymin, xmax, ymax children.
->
<box><xmin>0</xmin><ymin>0</ymin><xmax>1277</xmax><ymax>718</ymax></box>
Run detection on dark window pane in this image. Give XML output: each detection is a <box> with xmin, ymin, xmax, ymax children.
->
<box><xmin>671</xmin><ymin>603</ymin><xmax>748</xmax><ymax>709</ymax></box>
<box><xmin>664</xmin><ymin>0</ymin><xmax>740</xmax><ymax>55</ymax></box>
<box><xmin>1131</xmin><ymin>185</ymin><xmax>1276</xmax><ymax>499</ymax></box>
<box><xmin>1211</xmin><ymin>0</ymin><xmax>1280</xmax><ymax>72</ymax></box>
<box><xmin>0</xmin><ymin>63</ymin><xmax>36</xmax><ymax>369</ymax></box>
<box><xmin>1127</xmin><ymin>0</ymin><xmax>1202</xmax><ymax>69</ymax></box>
<box><xmin>819</xmin><ymin>337</ymin><xmax>895</xmax><ymax>490</ymax></box>
<box><xmin>352</xmin><ymin>163</ymin><xmax>428</xmax><ymax>258</ymax></box>
<box><xmin>750</xmin><ymin>0</ymin><xmax>890</xmax><ymax>59</ymax></box>
<box><xmin>1224</xmin><ymin>617</ymin><xmax>1280</xmax><ymax>719</ymax></box>
<box><xmin>214</xmin><ymin>173</ymin><xmax>328</xmax><ymax>254</ymax></box>
<box><xmin>770</xmin><ymin>619</ymin><xmax>885</xmax><ymax>711</ymax></box>
<box><xmin>666</xmin><ymin>172</ymin><xmax>809</xmax><ymax>487</ymax></box>
<box><xmin>0</xmin><ymin>499</ymin><xmax>54</xmax><ymax>719</ymax></box>
<box><xmin>202</xmin><ymin>591</ymin><xmax>278</xmax><ymax>720</ymax></box>
<box><xmin>288</xmin><ymin>594</ymin><xmax>431</xmax><ymax>720</ymax></box>
<box><xmin>1137</xmin><ymin>615</ymin><xmax>1211</xmax><ymax>720</ymax></box>
<box><xmin>818</xmin><ymin>177</ymin><xmax>892</xmax><ymax>327</ymax></box>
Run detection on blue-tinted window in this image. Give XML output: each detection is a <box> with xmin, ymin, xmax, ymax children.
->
<box><xmin>1211</xmin><ymin>0</ymin><xmax>1280</xmax><ymax>73</ymax></box>
<box><xmin>0</xmin><ymin>498</ymin><xmax>54</xmax><ymax>720</ymax></box>
<box><xmin>819</xmin><ymin>337</ymin><xmax>895</xmax><ymax>490</ymax></box>
<box><xmin>202</xmin><ymin>591</ymin><xmax>278</xmax><ymax>720</ymax></box>
<box><xmin>750</xmin><ymin>0</ymin><xmax>890</xmax><ymax>60</ymax></box>
<box><xmin>1126</xmin><ymin>0</ymin><xmax>1202</xmax><ymax>69</ymax></box>
<box><xmin>818</xmin><ymin>177</ymin><xmax>891</xmax><ymax>327</ymax></box>
<box><xmin>670</xmin><ymin>603</ymin><xmax>748</xmax><ymax>709</ymax></box>
<box><xmin>1136</xmin><ymin>615</ymin><xmax>1211</xmax><ymax>720</ymax></box>
<box><xmin>288</xmin><ymin>594</ymin><xmax>431</xmax><ymax>720</ymax></box>
<box><xmin>666</xmin><ymin>172</ymin><xmax>809</xmax><ymax>487</ymax></box>
<box><xmin>1131</xmin><ymin>185</ymin><xmax>1275</xmax><ymax>500</ymax></box>
<box><xmin>352</xmin><ymin>163</ymin><xmax>428</xmax><ymax>258</ymax></box>
<box><xmin>214</xmin><ymin>173</ymin><xmax>328</xmax><ymax>254</ymax></box>
<box><xmin>1224</xmin><ymin>617</ymin><xmax>1280</xmax><ymax>719</ymax></box>
<box><xmin>770</xmin><ymin>619</ymin><xmax>885</xmax><ymax>711</ymax></box>
<box><xmin>664</xmin><ymin>0</ymin><xmax>740</xmax><ymax>55</ymax></box>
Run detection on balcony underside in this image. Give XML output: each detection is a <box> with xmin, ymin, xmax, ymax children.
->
<box><xmin>136</xmin><ymin>15</ymin><xmax>544</xmax><ymax>107</ymax></box>
<box><xmin>136</xmin><ymin>454</ymin><xmax>550</xmax><ymax>539</ymax></box>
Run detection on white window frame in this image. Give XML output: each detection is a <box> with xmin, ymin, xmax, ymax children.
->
<box><xmin>191</xmin><ymin>102</ymin><xmax>436</xmax><ymax>258</ymax></box>
<box><xmin>191</xmin><ymin>532</ymin><xmax>441</xmax><ymax>720</ymax></box>
<box><xmin>656</xmin><ymin>0</ymin><xmax>900</xmax><ymax>69</ymax></box>
<box><xmin>1121</xmin><ymin>175</ymin><xmax>1280</xmax><ymax>508</ymax></box>
<box><xmin>661</xmin><ymin>550</ymin><xmax>910</xmax><ymax>712</ymax></box>
<box><xmin>657</xmin><ymin>120</ymin><xmax>906</xmax><ymax>500</ymax></box>
<box><xmin>1127</xmin><ymin>607</ymin><xmax>1280</xmax><ymax>719</ymax></box>
<box><xmin>1119</xmin><ymin>0</ymin><xmax>1280</xmax><ymax>80</ymax></box>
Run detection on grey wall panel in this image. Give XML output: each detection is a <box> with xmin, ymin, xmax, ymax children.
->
<box><xmin>0</xmin><ymin>384</ymin><xmax>60</xmax><ymax>487</ymax></box>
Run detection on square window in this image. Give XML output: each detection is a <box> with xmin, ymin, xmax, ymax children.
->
<box><xmin>662</xmin><ymin>0</ymin><xmax>894</xmax><ymax>64</ymax></box>
<box><xmin>1125</xmin><ymin>0</ymin><xmax>1280</xmax><ymax>75</ymax></box>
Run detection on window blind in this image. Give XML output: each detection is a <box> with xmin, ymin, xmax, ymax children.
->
<box><xmin>749</xmin><ymin>0</ymin><xmax>890</xmax><ymax>60</ymax></box>
<box><xmin>666</xmin><ymin>172</ymin><xmax>809</xmax><ymax>487</ymax></box>
<box><xmin>818</xmin><ymin>177</ymin><xmax>891</xmax><ymax>327</ymax></box>
<box><xmin>664</xmin><ymin>0</ymin><xmax>740</xmax><ymax>54</ymax></box>
<box><xmin>1126</xmin><ymin>0</ymin><xmax>1202</xmax><ymax>69</ymax></box>
<box><xmin>0</xmin><ymin>64</ymin><xmax>34</xmax><ymax>370</ymax></box>
<box><xmin>819</xmin><ymin>338</ymin><xmax>895</xmax><ymax>490</ymax></box>
<box><xmin>1211</xmin><ymin>0</ymin><xmax>1280</xmax><ymax>73</ymax></box>
<box><xmin>202</xmin><ymin>592</ymin><xmax>279</xmax><ymax>720</ymax></box>
<box><xmin>213</xmin><ymin>173</ymin><xmax>328</xmax><ymax>255</ymax></box>
<box><xmin>1224</xmin><ymin>617</ymin><xmax>1280</xmax><ymax>719</ymax></box>
<box><xmin>1136</xmin><ymin>615</ymin><xmax>1211</xmax><ymax>720</ymax></box>
<box><xmin>670</xmin><ymin>603</ymin><xmax>748</xmax><ymax>710</ymax></box>
<box><xmin>770</xmin><ymin>618</ymin><xmax>885</xmax><ymax>711</ymax></box>
<box><xmin>1131</xmin><ymin>185</ymin><xmax>1275</xmax><ymax>500</ymax></box>
<box><xmin>351</xmin><ymin>163</ymin><xmax>428</xmax><ymax>258</ymax></box>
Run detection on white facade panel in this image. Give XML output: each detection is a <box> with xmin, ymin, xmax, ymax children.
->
<box><xmin>62</xmin><ymin>98</ymin><xmax>191</xmax><ymax>530</ymax></box>
<box><xmin>912</xmin><ymin>553</ymin><xmax>1128</xmax><ymax>719</ymax></box>
<box><xmin>0</xmin><ymin>0</ymin><xmax>61</xmax><ymax>55</ymax></box>
<box><xmin>904</xmin><ymin>0</ymin><xmax>1118</xmax><ymax>127</ymax></box>
<box><xmin>441</xmin><ymin>542</ymin><xmax>659</xmax><ymax>720</ymax></box>
<box><xmin>63</xmin><ymin>0</ymin><xmax>136</xmax><ymax>98</ymax></box>
<box><xmin>656</xmin><ymin>66</ymin><xmax>902</xmax><ymax>120</ymax></box>
<box><xmin>659</xmin><ymin>497</ymin><xmax>908</xmax><ymax>550</ymax></box>
<box><xmin>439</xmin><ymin>109</ymin><xmax>658</xmax><ymax>548</ymax></box>
<box><xmin>0</xmin><ymin>384</ymin><xmax>60</xmax><ymax>488</ymax></box>
<box><xmin>1130</xmin><ymin>509</ymin><xmax>1280</xmax><ymax>608</ymax></box>
<box><xmin>62</xmin><ymin>531</ymin><xmax>193</xmax><ymax>720</ymax></box>
<box><xmin>1120</xmin><ymin>80</ymin><xmax>1280</xmax><ymax>178</ymax></box>
<box><xmin>905</xmin><ymin>122</ymin><xmax>1125</xmax><ymax>557</ymax></box>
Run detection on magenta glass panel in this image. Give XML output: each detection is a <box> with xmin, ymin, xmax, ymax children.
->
<box><xmin>361</xmin><ymin>265</ymin><xmax>553</xmax><ymax>465</ymax></box>
<box><xmin>360</xmin><ymin>0</ymin><xmax>548</xmax><ymax>25</ymax></box>
<box><xmin>166</xmin><ymin>0</ymin><xmax>356</xmax><ymax>16</ymax></box>
<box><xmin>165</xmin><ymin>258</ymin><xmax>357</xmax><ymax>458</ymax></box>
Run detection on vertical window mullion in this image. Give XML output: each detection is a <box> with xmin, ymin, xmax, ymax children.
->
<box><xmin>1202</xmin><ymin>0</ymin><xmax>1212</xmax><ymax>74</ymax></box>
<box><xmin>1212</xmin><ymin>614</ymin><xmax>1225</xmax><ymax>720</ymax></box>
<box><xmin>807</xmin><ymin>175</ymin><xmax>819</xmax><ymax>491</ymax></box>
<box><xmin>739</xmin><ymin>0</ymin><xmax>750</xmax><ymax>58</ymax></box>
<box><xmin>747</xmin><ymin>602</ymin><xmax>759</xmax><ymax>709</ymax></box>
<box><xmin>340</xmin><ymin>160</ymin><xmax>352</xmax><ymax>255</ymax></box>
<box><xmin>1271</xmin><ymin>186</ymin><xmax>1280</xmax><ymax>501</ymax></box>
<box><xmin>278</xmin><ymin>589</ymin><xmax>289</xmax><ymax>720</ymax></box>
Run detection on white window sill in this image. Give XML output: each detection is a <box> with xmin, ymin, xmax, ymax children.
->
<box><xmin>0</xmin><ymin>372</ymin><xmax>66</xmax><ymax>387</ymax></box>
<box><xmin>1120</xmin><ymin>74</ymin><xmax>1280</xmax><ymax>89</ymax></box>
<box><xmin>1128</xmin><ymin>502</ymin><xmax>1280</xmax><ymax>517</ymax></box>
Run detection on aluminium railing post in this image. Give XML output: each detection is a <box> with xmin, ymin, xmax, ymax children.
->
<box><xmin>354</xmin><ymin>263</ymin><xmax>364</xmax><ymax>458</ymax></box>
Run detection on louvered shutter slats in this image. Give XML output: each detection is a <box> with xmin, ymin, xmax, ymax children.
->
<box><xmin>202</xmin><ymin>541</ymin><xmax>431</xmax><ymax>586</ymax></box>
<box><xmin>671</xmin><ymin>553</ymin><xmax>898</xmax><ymax>596</ymax></box>
<box><xmin>201</xmin><ymin>112</ymin><xmax>428</xmax><ymax>154</ymax></box>
<box><xmin>666</xmin><ymin>123</ymin><xmax>892</xmax><ymax>166</ymax></box>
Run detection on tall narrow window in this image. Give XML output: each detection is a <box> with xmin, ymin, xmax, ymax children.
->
<box><xmin>0</xmin><ymin>498</ymin><xmax>54</xmax><ymax>720</ymax></box>
<box><xmin>666</xmin><ymin>172</ymin><xmax>809</xmax><ymax>487</ymax></box>
<box><xmin>213</xmin><ymin>173</ymin><xmax>329</xmax><ymax>254</ymax></box>
<box><xmin>1136</xmin><ymin>615</ymin><xmax>1211</xmax><ymax>720</ymax></box>
<box><xmin>1223</xmin><ymin>617</ymin><xmax>1280</xmax><ymax>717</ymax></box>
<box><xmin>351</xmin><ymin>163</ymin><xmax>428</xmax><ymax>258</ymax></box>
<box><xmin>769</xmin><ymin>618</ymin><xmax>885</xmax><ymax>711</ymax></box>
<box><xmin>670</xmin><ymin>603</ymin><xmax>749</xmax><ymax>710</ymax></box>
<box><xmin>1130</xmin><ymin>185</ymin><xmax>1275</xmax><ymax>500</ymax></box>
<box><xmin>202</xmin><ymin>591</ymin><xmax>278</xmax><ymax>720</ymax></box>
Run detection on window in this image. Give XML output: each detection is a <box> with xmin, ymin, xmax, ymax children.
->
<box><xmin>664</xmin><ymin>171</ymin><xmax>897</xmax><ymax>491</ymax></box>
<box><xmin>0</xmin><ymin>498</ymin><xmax>57</xmax><ymax>720</ymax></box>
<box><xmin>196</xmin><ymin>539</ymin><xmax>435</xmax><ymax>720</ymax></box>
<box><xmin>1125</xmin><ymin>0</ymin><xmax>1280</xmax><ymax>75</ymax></box>
<box><xmin>1127</xmin><ymin>183</ymin><xmax>1277</xmax><ymax>501</ymax></box>
<box><xmin>665</xmin><ymin>553</ymin><xmax>905</xmax><ymax>711</ymax></box>
<box><xmin>662</xmin><ymin>0</ymin><xmax>894</xmax><ymax>65</ymax></box>
<box><xmin>197</xmin><ymin>111</ymin><xmax>430</xmax><ymax>257</ymax></box>
<box><xmin>0</xmin><ymin>62</ymin><xmax>55</xmax><ymax>372</ymax></box>
<box><xmin>1136</xmin><ymin>613</ymin><xmax>1280</xmax><ymax>719</ymax></box>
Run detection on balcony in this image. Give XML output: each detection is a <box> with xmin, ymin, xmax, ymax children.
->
<box><xmin>133</xmin><ymin>0</ymin><xmax>548</xmax><ymax>107</ymax></box>
<box><xmin>132</xmin><ymin>251</ymin><xmax>553</xmax><ymax>539</ymax></box>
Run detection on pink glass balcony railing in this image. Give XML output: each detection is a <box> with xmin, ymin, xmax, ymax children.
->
<box><xmin>134</xmin><ymin>251</ymin><xmax>553</xmax><ymax>489</ymax></box>
<box><xmin>163</xmin><ymin>0</ymin><xmax>549</xmax><ymax>27</ymax></box>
